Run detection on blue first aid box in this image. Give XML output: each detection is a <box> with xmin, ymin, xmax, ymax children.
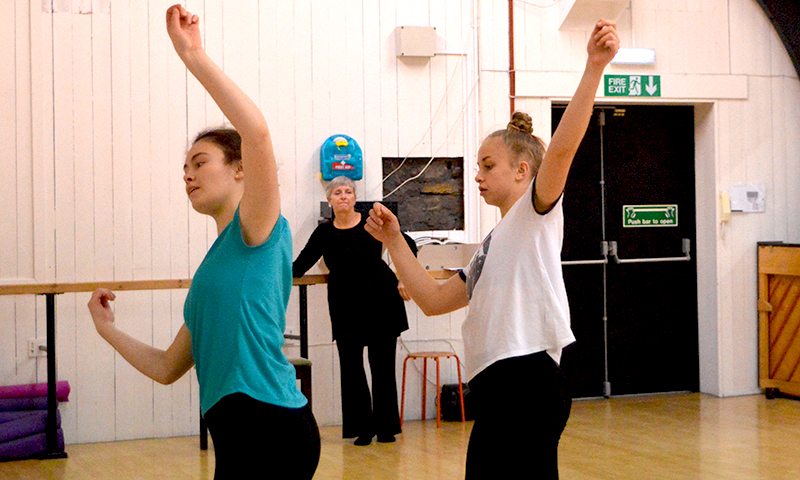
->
<box><xmin>321</xmin><ymin>134</ymin><xmax>363</xmax><ymax>181</ymax></box>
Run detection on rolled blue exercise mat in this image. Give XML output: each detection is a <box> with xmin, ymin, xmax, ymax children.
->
<box><xmin>0</xmin><ymin>428</ymin><xmax>64</xmax><ymax>462</ymax></box>
<box><xmin>0</xmin><ymin>410</ymin><xmax>59</xmax><ymax>443</ymax></box>
<box><xmin>0</xmin><ymin>397</ymin><xmax>49</xmax><ymax>412</ymax></box>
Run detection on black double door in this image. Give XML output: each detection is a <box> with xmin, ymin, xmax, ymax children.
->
<box><xmin>554</xmin><ymin>105</ymin><xmax>699</xmax><ymax>398</ymax></box>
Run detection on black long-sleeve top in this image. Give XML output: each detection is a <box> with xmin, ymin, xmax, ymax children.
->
<box><xmin>293</xmin><ymin>215</ymin><xmax>416</xmax><ymax>342</ymax></box>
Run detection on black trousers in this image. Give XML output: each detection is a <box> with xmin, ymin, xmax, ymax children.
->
<box><xmin>203</xmin><ymin>393</ymin><xmax>320</xmax><ymax>480</ymax></box>
<box><xmin>465</xmin><ymin>351</ymin><xmax>572</xmax><ymax>480</ymax></box>
<box><xmin>336</xmin><ymin>335</ymin><xmax>402</xmax><ymax>439</ymax></box>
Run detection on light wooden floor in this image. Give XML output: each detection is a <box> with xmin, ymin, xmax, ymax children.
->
<box><xmin>1</xmin><ymin>393</ymin><xmax>799</xmax><ymax>479</ymax></box>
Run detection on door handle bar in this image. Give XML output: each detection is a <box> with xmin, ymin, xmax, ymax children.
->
<box><xmin>609</xmin><ymin>238</ymin><xmax>691</xmax><ymax>264</ymax></box>
<box><xmin>561</xmin><ymin>241</ymin><xmax>610</xmax><ymax>266</ymax></box>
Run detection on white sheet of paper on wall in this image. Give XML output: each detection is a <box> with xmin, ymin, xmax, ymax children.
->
<box><xmin>728</xmin><ymin>183</ymin><xmax>766</xmax><ymax>213</ymax></box>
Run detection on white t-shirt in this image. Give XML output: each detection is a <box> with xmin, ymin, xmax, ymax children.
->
<box><xmin>461</xmin><ymin>180</ymin><xmax>575</xmax><ymax>380</ymax></box>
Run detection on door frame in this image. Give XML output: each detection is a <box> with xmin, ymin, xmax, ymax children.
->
<box><xmin>553</xmin><ymin>99</ymin><xmax>721</xmax><ymax>397</ymax></box>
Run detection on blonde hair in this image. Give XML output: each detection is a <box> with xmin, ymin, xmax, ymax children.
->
<box><xmin>486</xmin><ymin>112</ymin><xmax>546</xmax><ymax>176</ymax></box>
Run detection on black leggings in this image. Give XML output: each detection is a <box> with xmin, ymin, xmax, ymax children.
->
<box><xmin>465</xmin><ymin>351</ymin><xmax>571</xmax><ymax>480</ymax></box>
<box><xmin>203</xmin><ymin>393</ymin><xmax>321</xmax><ymax>480</ymax></box>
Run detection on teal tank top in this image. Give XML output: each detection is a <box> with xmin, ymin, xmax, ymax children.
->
<box><xmin>184</xmin><ymin>210</ymin><xmax>307</xmax><ymax>415</ymax></box>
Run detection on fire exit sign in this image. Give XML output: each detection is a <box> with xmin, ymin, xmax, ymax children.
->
<box><xmin>605</xmin><ymin>75</ymin><xmax>661</xmax><ymax>97</ymax></box>
<box><xmin>623</xmin><ymin>205</ymin><xmax>678</xmax><ymax>227</ymax></box>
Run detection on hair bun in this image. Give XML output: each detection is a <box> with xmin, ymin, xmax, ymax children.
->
<box><xmin>507</xmin><ymin>112</ymin><xmax>533</xmax><ymax>135</ymax></box>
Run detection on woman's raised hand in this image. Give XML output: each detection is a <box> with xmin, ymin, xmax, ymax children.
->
<box><xmin>88</xmin><ymin>288</ymin><xmax>117</xmax><ymax>335</ymax></box>
<box><xmin>365</xmin><ymin>203</ymin><xmax>401</xmax><ymax>245</ymax></box>
<box><xmin>166</xmin><ymin>4</ymin><xmax>202</xmax><ymax>58</ymax></box>
<box><xmin>587</xmin><ymin>19</ymin><xmax>619</xmax><ymax>69</ymax></box>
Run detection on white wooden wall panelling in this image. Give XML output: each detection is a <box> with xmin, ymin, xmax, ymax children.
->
<box><xmin>308</xmin><ymin>286</ymin><xmax>338</xmax><ymax>425</ymax></box>
<box><xmin>202</xmin><ymin>0</ymin><xmax>224</xmax><ymax>129</ymax></box>
<box><xmin>130</xmin><ymin>1</ymin><xmax>153</xmax><ymax>285</ymax></box>
<box><xmin>288</xmin><ymin>0</ymin><xmax>318</xmax><ymax>417</ymax></box>
<box><xmin>429</xmin><ymin>1</ymin><xmax>449</xmax><ymax>158</ymax></box>
<box><xmin>518</xmin><ymin>0</ymin><xmax>536</xmax><ymax>72</ymax></box>
<box><xmin>62</xmin><ymin>18</ymin><xmax>83</xmax><ymax>441</ymax></box>
<box><xmin>292</xmin><ymin>2</ymin><xmax>318</xmax><ymax>255</ymax></box>
<box><xmin>292</xmin><ymin>0</ymin><xmax>314</xmax><ymax>246</ymax></box>
<box><xmin>148</xmin><ymin>2</ymin><xmax>176</xmax><ymax>439</ymax></box>
<box><xmin>78</xmin><ymin>17</ymin><xmax>117</xmax><ymax>445</ymax></box>
<box><xmin>363</xmin><ymin>0</ymin><xmax>383</xmax><ymax>200</ymax></box>
<box><xmin>785</xmin><ymin>77</ymin><xmax>800</xmax><ymax>241</ymax></box>
<box><xmin>15</xmin><ymin>0</ymin><xmax>33</xmax><ymax>281</ymax></box>
<box><xmin>30</xmin><ymin>1</ymin><xmax>54</xmax><ymax>408</ymax></box>
<box><xmin>688</xmin><ymin>1</ymin><xmax>729</xmax><ymax>74</ymax></box>
<box><xmin>478</xmin><ymin>0</ymin><xmax>505</xmax><ymax>73</ymax></box>
<box><xmin>51</xmin><ymin>9</ymin><xmax>78</xmax><ymax>440</ymax></box>
<box><xmin>274</xmin><ymin>0</ymin><xmax>300</xmax><ymax>231</ymax></box>
<box><xmin>33</xmin><ymin>4</ymin><xmax>56</xmax><ymax>284</ymax></box>
<box><xmin>396</xmin><ymin>0</ymin><xmax>433</xmax><ymax>158</ymax></box>
<box><xmin>110</xmin><ymin>0</ymin><xmax>134</xmax><ymax>283</ymax></box>
<box><xmin>379</xmin><ymin>0</ymin><xmax>400</xmax><ymax>159</ymax></box>
<box><xmin>108</xmin><ymin>0</ymin><xmax>148</xmax><ymax>441</ymax></box>
<box><xmin>0</xmin><ymin>9</ymin><xmax>13</xmax><ymax>272</ymax></box>
<box><xmin>343</xmin><ymin>0</ymin><xmax>367</xmax><ymax>154</ymax></box>
<box><xmin>769</xmin><ymin>81</ymin><xmax>788</xmax><ymax>242</ymax></box>
<box><xmin>731</xmin><ymin>0</ymin><xmax>773</xmax><ymax>76</ymax></box>
<box><xmin>305</xmin><ymin>0</ymin><xmax>331</xmax><ymax>237</ymax></box>
<box><xmin>449</xmin><ymin>0</ymin><xmax>472</xmax><ymax>160</ymax></box>
<box><xmin>324</xmin><ymin>2</ymin><xmax>348</xmax><ymax>138</ymax></box>
<box><xmin>1</xmin><ymin>1</ymin><xmax>19</xmax><ymax>392</ymax></box>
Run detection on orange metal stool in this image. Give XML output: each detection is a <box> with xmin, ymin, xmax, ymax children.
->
<box><xmin>401</xmin><ymin>351</ymin><xmax>465</xmax><ymax>428</ymax></box>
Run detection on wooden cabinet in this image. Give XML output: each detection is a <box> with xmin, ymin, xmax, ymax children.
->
<box><xmin>758</xmin><ymin>243</ymin><xmax>800</xmax><ymax>398</ymax></box>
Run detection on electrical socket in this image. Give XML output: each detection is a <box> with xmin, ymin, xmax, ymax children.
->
<box><xmin>27</xmin><ymin>339</ymin><xmax>47</xmax><ymax>358</ymax></box>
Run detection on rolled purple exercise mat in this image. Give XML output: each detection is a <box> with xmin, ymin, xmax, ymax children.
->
<box><xmin>0</xmin><ymin>397</ymin><xmax>48</xmax><ymax>412</ymax></box>
<box><xmin>0</xmin><ymin>410</ymin><xmax>59</xmax><ymax>443</ymax></box>
<box><xmin>0</xmin><ymin>428</ymin><xmax>64</xmax><ymax>462</ymax></box>
<box><xmin>0</xmin><ymin>411</ymin><xmax>41</xmax><ymax>423</ymax></box>
<box><xmin>0</xmin><ymin>381</ymin><xmax>70</xmax><ymax>402</ymax></box>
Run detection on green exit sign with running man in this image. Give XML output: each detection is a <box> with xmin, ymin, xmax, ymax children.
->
<box><xmin>605</xmin><ymin>75</ymin><xmax>661</xmax><ymax>97</ymax></box>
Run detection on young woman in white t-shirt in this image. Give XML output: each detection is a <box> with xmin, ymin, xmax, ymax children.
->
<box><xmin>365</xmin><ymin>19</ymin><xmax>619</xmax><ymax>479</ymax></box>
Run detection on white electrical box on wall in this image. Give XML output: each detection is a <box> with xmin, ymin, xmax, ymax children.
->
<box><xmin>395</xmin><ymin>26</ymin><xmax>437</xmax><ymax>57</ymax></box>
<box><xmin>729</xmin><ymin>183</ymin><xmax>766</xmax><ymax>213</ymax></box>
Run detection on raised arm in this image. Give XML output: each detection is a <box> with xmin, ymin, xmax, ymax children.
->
<box><xmin>366</xmin><ymin>203</ymin><xmax>468</xmax><ymax>315</ymax></box>
<box><xmin>166</xmin><ymin>5</ymin><xmax>279</xmax><ymax>245</ymax></box>
<box><xmin>534</xmin><ymin>19</ymin><xmax>619</xmax><ymax>212</ymax></box>
<box><xmin>88</xmin><ymin>289</ymin><xmax>194</xmax><ymax>385</ymax></box>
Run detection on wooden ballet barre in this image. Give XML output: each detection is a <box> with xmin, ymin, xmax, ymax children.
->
<box><xmin>0</xmin><ymin>279</ymin><xmax>192</xmax><ymax>296</ymax></box>
<box><xmin>0</xmin><ymin>275</ymin><xmax>332</xmax><ymax>296</ymax></box>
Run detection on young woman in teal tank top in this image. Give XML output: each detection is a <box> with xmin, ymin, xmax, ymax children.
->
<box><xmin>87</xmin><ymin>5</ymin><xmax>320</xmax><ymax>479</ymax></box>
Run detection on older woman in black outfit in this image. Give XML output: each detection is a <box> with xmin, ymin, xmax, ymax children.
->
<box><xmin>293</xmin><ymin>176</ymin><xmax>415</xmax><ymax>446</ymax></box>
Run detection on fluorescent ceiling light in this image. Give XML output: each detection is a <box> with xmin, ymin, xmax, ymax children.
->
<box><xmin>611</xmin><ymin>48</ymin><xmax>656</xmax><ymax>65</ymax></box>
